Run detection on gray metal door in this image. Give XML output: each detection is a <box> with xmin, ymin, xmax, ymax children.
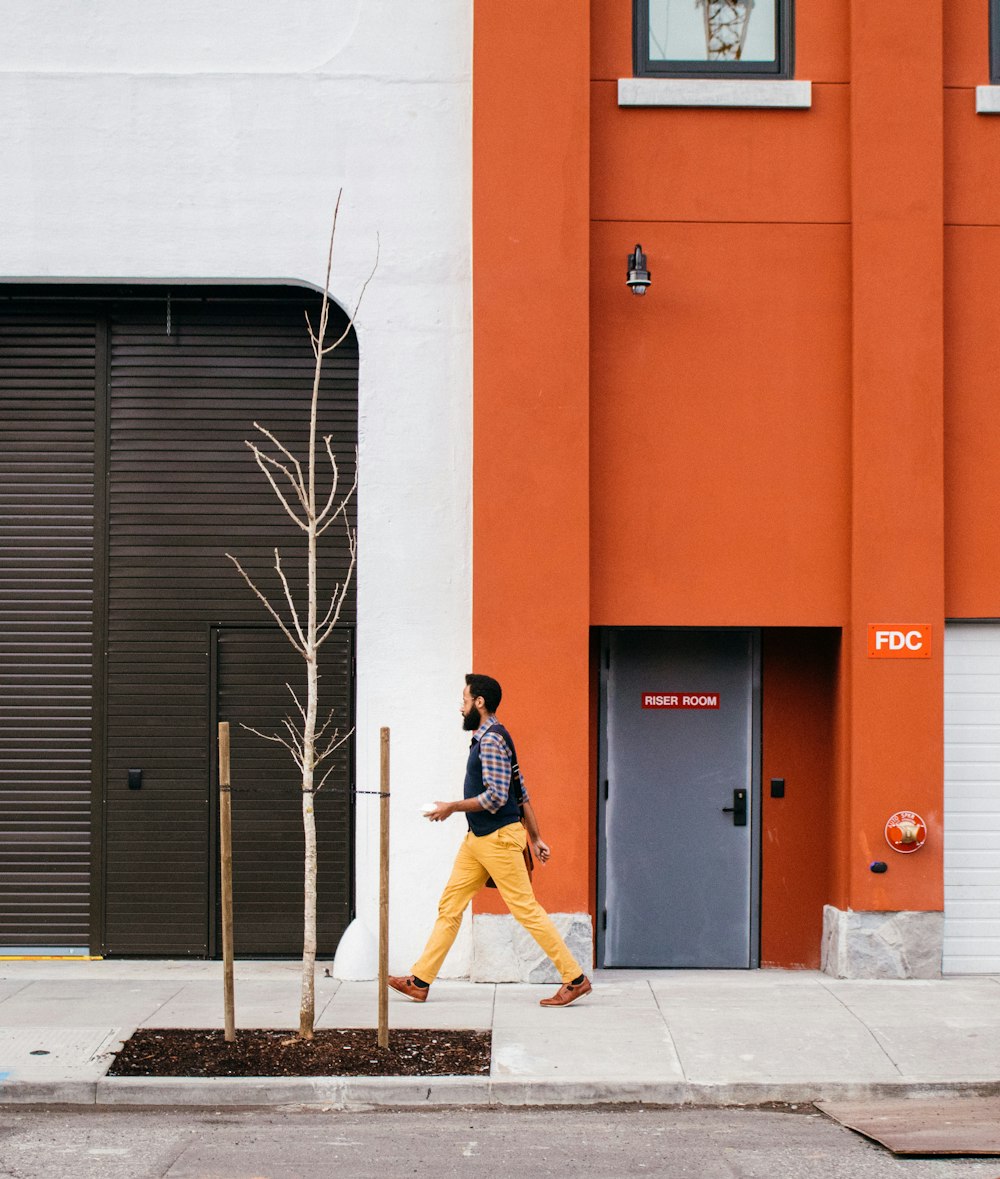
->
<box><xmin>599</xmin><ymin>628</ymin><xmax>760</xmax><ymax>968</ymax></box>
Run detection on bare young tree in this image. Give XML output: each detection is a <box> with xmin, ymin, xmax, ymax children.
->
<box><xmin>227</xmin><ymin>194</ymin><xmax>375</xmax><ymax>1038</ymax></box>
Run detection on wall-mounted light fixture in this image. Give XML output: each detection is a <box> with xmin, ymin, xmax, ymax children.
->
<box><xmin>626</xmin><ymin>245</ymin><xmax>651</xmax><ymax>296</ymax></box>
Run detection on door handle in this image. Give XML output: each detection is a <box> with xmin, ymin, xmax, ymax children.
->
<box><xmin>721</xmin><ymin>788</ymin><xmax>747</xmax><ymax>827</ymax></box>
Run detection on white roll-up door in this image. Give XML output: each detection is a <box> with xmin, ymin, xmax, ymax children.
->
<box><xmin>944</xmin><ymin>622</ymin><xmax>1000</xmax><ymax>972</ymax></box>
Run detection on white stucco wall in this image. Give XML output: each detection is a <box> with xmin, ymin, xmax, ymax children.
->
<box><xmin>0</xmin><ymin>0</ymin><xmax>474</xmax><ymax>973</ymax></box>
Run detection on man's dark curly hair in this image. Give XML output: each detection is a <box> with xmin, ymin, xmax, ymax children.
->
<box><xmin>465</xmin><ymin>673</ymin><xmax>502</xmax><ymax>713</ymax></box>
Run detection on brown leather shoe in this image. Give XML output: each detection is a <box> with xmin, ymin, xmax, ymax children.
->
<box><xmin>539</xmin><ymin>976</ymin><xmax>592</xmax><ymax>1007</ymax></box>
<box><xmin>388</xmin><ymin>975</ymin><xmax>429</xmax><ymax>1002</ymax></box>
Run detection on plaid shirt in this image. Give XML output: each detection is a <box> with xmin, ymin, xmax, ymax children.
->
<box><xmin>473</xmin><ymin>714</ymin><xmax>531</xmax><ymax>813</ymax></box>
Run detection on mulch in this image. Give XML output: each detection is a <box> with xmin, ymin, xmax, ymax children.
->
<box><xmin>107</xmin><ymin>1028</ymin><xmax>491</xmax><ymax>1078</ymax></box>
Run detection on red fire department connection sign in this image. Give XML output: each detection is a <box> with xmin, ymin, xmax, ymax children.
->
<box><xmin>642</xmin><ymin>693</ymin><xmax>720</xmax><ymax>710</ymax></box>
<box><xmin>867</xmin><ymin>624</ymin><xmax>932</xmax><ymax>659</ymax></box>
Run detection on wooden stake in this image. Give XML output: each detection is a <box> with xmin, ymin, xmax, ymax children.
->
<box><xmin>378</xmin><ymin>726</ymin><xmax>390</xmax><ymax>1049</ymax></box>
<box><xmin>219</xmin><ymin>721</ymin><xmax>236</xmax><ymax>1043</ymax></box>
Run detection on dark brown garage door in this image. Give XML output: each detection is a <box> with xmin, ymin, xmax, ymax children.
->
<box><xmin>0</xmin><ymin>289</ymin><xmax>357</xmax><ymax>956</ymax></box>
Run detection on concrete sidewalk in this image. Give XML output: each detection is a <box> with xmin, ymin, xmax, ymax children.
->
<box><xmin>1</xmin><ymin>960</ymin><xmax>999</xmax><ymax>1108</ymax></box>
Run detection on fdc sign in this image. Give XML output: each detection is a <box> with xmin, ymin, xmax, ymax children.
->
<box><xmin>867</xmin><ymin>624</ymin><xmax>932</xmax><ymax>659</ymax></box>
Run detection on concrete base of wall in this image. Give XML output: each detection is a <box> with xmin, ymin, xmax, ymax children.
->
<box><xmin>470</xmin><ymin>913</ymin><xmax>593</xmax><ymax>983</ymax></box>
<box><xmin>821</xmin><ymin>905</ymin><xmax>943</xmax><ymax>979</ymax></box>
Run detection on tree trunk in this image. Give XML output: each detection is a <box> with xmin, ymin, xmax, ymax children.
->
<box><xmin>299</xmin><ymin>428</ymin><xmax>320</xmax><ymax>1038</ymax></box>
<box><xmin>299</xmin><ymin>784</ymin><xmax>318</xmax><ymax>1038</ymax></box>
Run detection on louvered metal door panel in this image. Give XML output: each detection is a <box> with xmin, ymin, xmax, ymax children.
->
<box><xmin>944</xmin><ymin>622</ymin><xmax>1000</xmax><ymax>973</ymax></box>
<box><xmin>103</xmin><ymin>298</ymin><xmax>357</xmax><ymax>954</ymax></box>
<box><xmin>0</xmin><ymin>312</ymin><xmax>97</xmax><ymax>948</ymax></box>
<box><xmin>216</xmin><ymin>627</ymin><xmax>352</xmax><ymax>956</ymax></box>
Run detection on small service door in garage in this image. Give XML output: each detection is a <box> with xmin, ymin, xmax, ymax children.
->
<box><xmin>599</xmin><ymin>628</ymin><xmax>761</xmax><ymax>968</ymax></box>
<box><xmin>213</xmin><ymin>627</ymin><xmax>352</xmax><ymax>957</ymax></box>
<box><xmin>944</xmin><ymin>622</ymin><xmax>1000</xmax><ymax>973</ymax></box>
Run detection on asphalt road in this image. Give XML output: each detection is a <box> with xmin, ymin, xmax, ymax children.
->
<box><xmin>1</xmin><ymin>1106</ymin><xmax>998</xmax><ymax>1179</ymax></box>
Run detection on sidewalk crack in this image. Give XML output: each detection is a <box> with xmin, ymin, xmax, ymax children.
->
<box><xmin>139</xmin><ymin>984</ymin><xmax>188</xmax><ymax>1027</ymax></box>
<box><xmin>315</xmin><ymin>975</ymin><xmax>342</xmax><ymax>1025</ymax></box>
<box><xmin>817</xmin><ymin>978</ymin><xmax>903</xmax><ymax>1076</ymax></box>
<box><xmin>157</xmin><ymin>1134</ymin><xmax>196</xmax><ymax>1178</ymax></box>
<box><xmin>489</xmin><ymin>983</ymin><xmax>497</xmax><ymax>1071</ymax></box>
<box><xmin>647</xmin><ymin>979</ymin><xmax>687</xmax><ymax>1081</ymax></box>
<box><xmin>0</xmin><ymin>979</ymin><xmax>34</xmax><ymax>1010</ymax></box>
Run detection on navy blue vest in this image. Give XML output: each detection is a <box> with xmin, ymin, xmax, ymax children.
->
<box><xmin>465</xmin><ymin>722</ymin><xmax>523</xmax><ymax>837</ymax></box>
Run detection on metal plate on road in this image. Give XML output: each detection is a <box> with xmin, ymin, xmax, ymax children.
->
<box><xmin>817</xmin><ymin>1097</ymin><xmax>1000</xmax><ymax>1156</ymax></box>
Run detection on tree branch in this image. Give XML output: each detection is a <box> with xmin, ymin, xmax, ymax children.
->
<box><xmin>315</xmin><ymin>438</ymin><xmax>340</xmax><ymax>526</ymax></box>
<box><xmin>314</xmin><ymin>727</ymin><xmax>355</xmax><ymax>791</ymax></box>
<box><xmin>318</xmin><ymin>524</ymin><xmax>357</xmax><ymax>647</ymax></box>
<box><xmin>318</xmin><ymin>586</ymin><xmax>340</xmax><ymax>634</ymax></box>
<box><xmin>273</xmin><ymin>548</ymin><xmax>307</xmax><ymax>649</ymax></box>
<box><xmin>282</xmin><ymin>717</ymin><xmax>305</xmax><ymax>761</ymax></box>
<box><xmin>304</xmin><ymin>310</ymin><xmax>320</xmax><ymax>358</ymax></box>
<box><xmin>314</xmin><ymin>706</ymin><xmax>338</xmax><ymax>743</ymax></box>
<box><xmin>317</xmin><ymin>442</ymin><xmax>358</xmax><ymax>535</ymax></box>
<box><xmin>226</xmin><ymin>554</ymin><xmax>306</xmax><ymax>656</ymax></box>
<box><xmin>324</xmin><ymin>192</ymin><xmax>342</xmax><ymax>316</ymax></box>
<box><xmin>248</xmin><ymin>443</ymin><xmax>309</xmax><ymax>528</ymax></box>
<box><xmin>251</xmin><ymin>444</ymin><xmax>302</xmax><ymax>498</ymax></box>
<box><xmin>322</xmin><ymin>233</ymin><xmax>379</xmax><ymax>355</ymax></box>
<box><xmin>240</xmin><ymin>722</ymin><xmax>304</xmax><ymax>771</ymax></box>
<box><xmin>252</xmin><ymin>422</ymin><xmax>306</xmax><ymax>505</ymax></box>
<box><xmin>286</xmin><ymin>682</ymin><xmax>307</xmax><ymax>723</ymax></box>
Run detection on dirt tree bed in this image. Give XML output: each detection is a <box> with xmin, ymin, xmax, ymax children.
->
<box><xmin>108</xmin><ymin>1028</ymin><xmax>492</xmax><ymax>1078</ymax></box>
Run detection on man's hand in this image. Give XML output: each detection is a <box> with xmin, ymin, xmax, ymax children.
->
<box><xmin>532</xmin><ymin>837</ymin><xmax>550</xmax><ymax>863</ymax></box>
<box><xmin>425</xmin><ymin>801</ymin><xmax>454</xmax><ymax>822</ymax></box>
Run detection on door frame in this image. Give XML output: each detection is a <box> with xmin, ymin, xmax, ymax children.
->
<box><xmin>596</xmin><ymin>626</ymin><xmax>763</xmax><ymax>968</ymax></box>
<box><xmin>207</xmin><ymin>622</ymin><xmax>357</xmax><ymax>958</ymax></box>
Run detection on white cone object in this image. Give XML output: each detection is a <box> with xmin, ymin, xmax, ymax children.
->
<box><xmin>331</xmin><ymin>916</ymin><xmax>379</xmax><ymax>980</ymax></box>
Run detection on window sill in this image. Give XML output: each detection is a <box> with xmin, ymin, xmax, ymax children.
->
<box><xmin>976</xmin><ymin>86</ymin><xmax>1000</xmax><ymax>113</ymax></box>
<box><xmin>618</xmin><ymin>78</ymin><xmax>812</xmax><ymax>109</ymax></box>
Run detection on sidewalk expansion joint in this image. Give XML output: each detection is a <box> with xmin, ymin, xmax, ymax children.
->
<box><xmin>646</xmin><ymin>979</ymin><xmax>687</xmax><ymax>1082</ymax></box>
<box><xmin>816</xmin><ymin>978</ymin><xmax>904</xmax><ymax>1077</ymax></box>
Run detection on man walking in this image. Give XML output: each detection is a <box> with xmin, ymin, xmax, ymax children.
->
<box><xmin>388</xmin><ymin>674</ymin><xmax>592</xmax><ymax>1007</ymax></box>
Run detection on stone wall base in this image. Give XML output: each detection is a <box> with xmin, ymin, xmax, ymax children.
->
<box><xmin>470</xmin><ymin>913</ymin><xmax>593</xmax><ymax>983</ymax></box>
<box><xmin>821</xmin><ymin>905</ymin><xmax>943</xmax><ymax>979</ymax></box>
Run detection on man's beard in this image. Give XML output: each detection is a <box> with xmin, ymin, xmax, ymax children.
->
<box><xmin>462</xmin><ymin>704</ymin><xmax>482</xmax><ymax>731</ymax></box>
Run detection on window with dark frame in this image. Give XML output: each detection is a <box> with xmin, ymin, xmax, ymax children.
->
<box><xmin>992</xmin><ymin>0</ymin><xmax>1000</xmax><ymax>83</ymax></box>
<box><xmin>634</xmin><ymin>0</ymin><xmax>794</xmax><ymax>79</ymax></box>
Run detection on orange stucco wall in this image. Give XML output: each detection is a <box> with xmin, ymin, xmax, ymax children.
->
<box><xmin>945</xmin><ymin>230</ymin><xmax>1000</xmax><ymax>614</ymax></box>
<box><xmin>843</xmin><ymin>0</ymin><xmax>944</xmax><ymax>914</ymax></box>
<box><xmin>590</xmin><ymin>221</ymin><xmax>851</xmax><ymax>628</ymax></box>
<box><xmin>589</xmin><ymin>2</ymin><xmax>853</xmax><ymax>631</ymax></box>
<box><xmin>943</xmin><ymin>0</ymin><xmax>1000</xmax><ymax>616</ymax></box>
<box><xmin>472</xmin><ymin>0</ymin><xmax>985</xmax><ymax>960</ymax></box>
<box><xmin>472</xmin><ymin>2</ymin><xmax>591</xmax><ymax>918</ymax></box>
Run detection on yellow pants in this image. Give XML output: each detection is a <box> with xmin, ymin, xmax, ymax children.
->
<box><xmin>412</xmin><ymin>823</ymin><xmax>583</xmax><ymax>985</ymax></box>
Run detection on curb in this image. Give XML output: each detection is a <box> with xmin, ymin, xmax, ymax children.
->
<box><xmin>4</xmin><ymin>1076</ymin><xmax>1000</xmax><ymax>1109</ymax></box>
<box><xmin>0</xmin><ymin>1081</ymin><xmax>98</xmax><ymax>1105</ymax></box>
